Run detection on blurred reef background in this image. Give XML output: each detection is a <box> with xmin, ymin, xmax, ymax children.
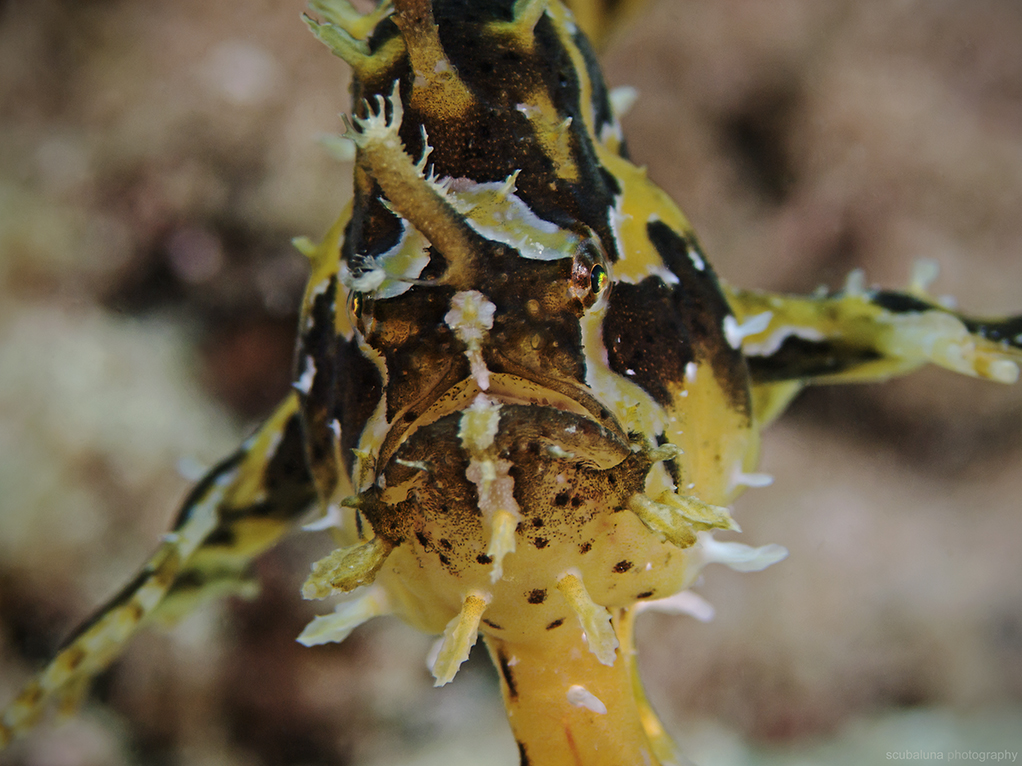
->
<box><xmin>1</xmin><ymin>0</ymin><xmax>1021</xmax><ymax>764</ymax></box>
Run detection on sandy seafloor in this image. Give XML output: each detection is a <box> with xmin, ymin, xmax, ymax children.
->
<box><xmin>1</xmin><ymin>1</ymin><xmax>1021</xmax><ymax>764</ymax></box>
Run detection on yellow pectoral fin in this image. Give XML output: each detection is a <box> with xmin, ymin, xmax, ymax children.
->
<box><xmin>728</xmin><ymin>283</ymin><xmax>1022</xmax><ymax>428</ymax></box>
<box><xmin>1</xmin><ymin>394</ymin><xmax>317</xmax><ymax>749</ymax></box>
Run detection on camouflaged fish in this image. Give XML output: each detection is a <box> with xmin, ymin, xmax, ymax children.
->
<box><xmin>3</xmin><ymin>0</ymin><xmax>1022</xmax><ymax>764</ymax></box>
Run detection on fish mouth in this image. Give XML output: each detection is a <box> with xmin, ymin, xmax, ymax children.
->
<box><xmin>375</xmin><ymin>371</ymin><xmax>628</xmax><ymax>476</ymax></box>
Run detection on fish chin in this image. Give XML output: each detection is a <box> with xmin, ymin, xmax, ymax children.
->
<box><xmin>362</xmin><ymin>397</ymin><xmax>690</xmax><ymax>636</ymax></box>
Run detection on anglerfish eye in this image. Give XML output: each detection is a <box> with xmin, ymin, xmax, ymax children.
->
<box><xmin>570</xmin><ymin>236</ymin><xmax>611</xmax><ymax>309</ymax></box>
<box><xmin>348</xmin><ymin>291</ymin><xmax>374</xmax><ymax>335</ymax></box>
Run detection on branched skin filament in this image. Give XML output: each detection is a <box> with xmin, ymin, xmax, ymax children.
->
<box><xmin>2</xmin><ymin>0</ymin><xmax>1021</xmax><ymax>763</ymax></box>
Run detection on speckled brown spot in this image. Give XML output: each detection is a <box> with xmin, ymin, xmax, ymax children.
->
<box><xmin>126</xmin><ymin>601</ymin><xmax>145</xmax><ymax>622</ymax></box>
<box><xmin>61</xmin><ymin>646</ymin><xmax>85</xmax><ymax>671</ymax></box>
<box><xmin>20</xmin><ymin>684</ymin><xmax>42</xmax><ymax>706</ymax></box>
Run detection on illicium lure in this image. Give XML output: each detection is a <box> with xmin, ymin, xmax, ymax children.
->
<box><xmin>2</xmin><ymin>0</ymin><xmax>1021</xmax><ymax>764</ymax></box>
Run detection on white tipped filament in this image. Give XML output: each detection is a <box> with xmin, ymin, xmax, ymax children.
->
<box><xmin>556</xmin><ymin>572</ymin><xmax>618</xmax><ymax>666</ymax></box>
<box><xmin>486</xmin><ymin>509</ymin><xmax>519</xmax><ymax>583</ymax></box>
<box><xmin>431</xmin><ymin>592</ymin><xmax>490</xmax><ymax>686</ymax></box>
<box><xmin>297</xmin><ymin>586</ymin><xmax>391</xmax><ymax>647</ymax></box>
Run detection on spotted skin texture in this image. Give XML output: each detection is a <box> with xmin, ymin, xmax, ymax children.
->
<box><xmin>2</xmin><ymin>0</ymin><xmax>1022</xmax><ymax>762</ymax></box>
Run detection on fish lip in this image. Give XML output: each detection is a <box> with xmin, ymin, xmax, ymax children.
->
<box><xmin>485</xmin><ymin>400</ymin><xmax>633</xmax><ymax>470</ymax></box>
<box><xmin>375</xmin><ymin>371</ymin><xmax>626</xmax><ymax>474</ymax></box>
<box><xmin>485</xmin><ymin>348</ymin><xmax>625</xmax><ymax>439</ymax></box>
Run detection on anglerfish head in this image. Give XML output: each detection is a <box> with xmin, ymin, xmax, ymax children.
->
<box><xmin>301</xmin><ymin>0</ymin><xmax>744</xmax><ymax>674</ymax></box>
